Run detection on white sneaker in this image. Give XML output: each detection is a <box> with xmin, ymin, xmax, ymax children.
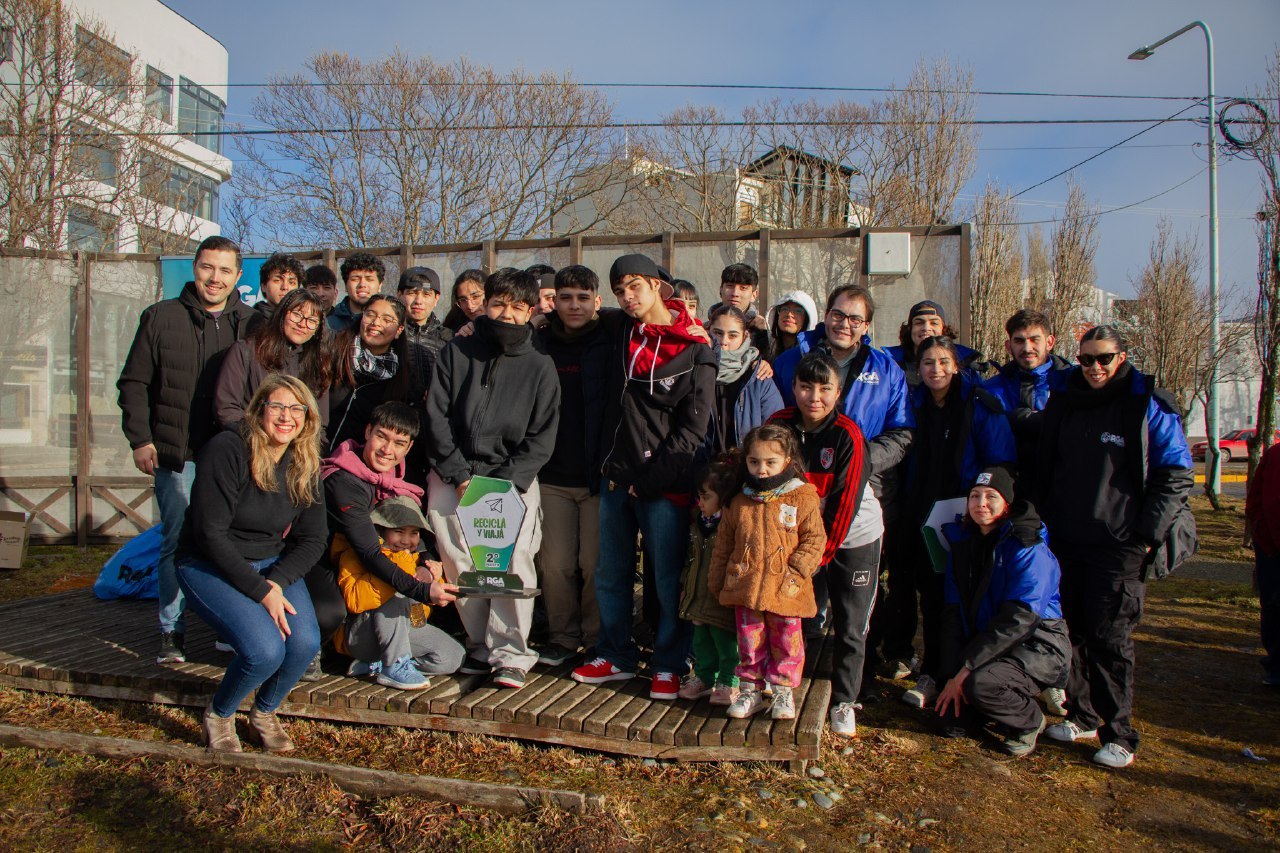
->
<box><xmin>902</xmin><ymin>674</ymin><xmax>939</xmax><ymax>709</ymax></box>
<box><xmin>886</xmin><ymin>657</ymin><xmax>919</xmax><ymax>681</ymax></box>
<box><xmin>1046</xmin><ymin>720</ymin><xmax>1098</xmax><ymax>743</ymax></box>
<box><xmin>771</xmin><ymin>685</ymin><xmax>796</xmax><ymax>720</ymax></box>
<box><xmin>1040</xmin><ymin>687</ymin><xmax>1069</xmax><ymax>716</ymax></box>
<box><xmin>829</xmin><ymin>701</ymin><xmax>857</xmax><ymax>736</ymax></box>
<box><xmin>726</xmin><ymin>687</ymin><xmax>768</xmax><ymax>719</ymax></box>
<box><xmin>1093</xmin><ymin>742</ymin><xmax>1135</xmax><ymax>769</ymax></box>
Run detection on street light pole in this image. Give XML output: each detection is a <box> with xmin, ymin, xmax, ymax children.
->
<box><xmin>1129</xmin><ymin>20</ymin><xmax>1220</xmax><ymax>495</ymax></box>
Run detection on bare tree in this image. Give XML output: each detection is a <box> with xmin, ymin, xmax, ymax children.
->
<box><xmin>968</xmin><ymin>180</ymin><xmax>1024</xmax><ymax>358</ymax></box>
<box><xmin>235</xmin><ymin>52</ymin><xmax>631</xmax><ymax>248</ymax></box>
<box><xmin>0</xmin><ymin>0</ymin><xmax>201</xmax><ymax>253</ymax></box>
<box><xmin>1049</xmin><ymin>178</ymin><xmax>1100</xmax><ymax>356</ymax></box>
<box><xmin>878</xmin><ymin>57</ymin><xmax>978</xmax><ymax>226</ymax></box>
<box><xmin>1243</xmin><ymin>50</ymin><xmax>1280</xmax><ymax>481</ymax></box>
<box><xmin>1024</xmin><ymin>225</ymin><xmax>1052</xmax><ymax>314</ymax></box>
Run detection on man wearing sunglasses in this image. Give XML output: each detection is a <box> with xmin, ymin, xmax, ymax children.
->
<box><xmin>1034</xmin><ymin>325</ymin><xmax>1193</xmax><ymax>770</ymax></box>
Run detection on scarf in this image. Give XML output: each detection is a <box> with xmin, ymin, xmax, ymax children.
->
<box><xmin>744</xmin><ymin>472</ymin><xmax>797</xmax><ymax>502</ymax></box>
<box><xmin>716</xmin><ymin>341</ymin><xmax>759</xmax><ymax>385</ymax></box>
<box><xmin>353</xmin><ymin>337</ymin><xmax>399</xmax><ymax>381</ymax></box>
<box><xmin>698</xmin><ymin>511</ymin><xmax>722</xmax><ymax>535</ymax></box>
<box><xmin>475</xmin><ymin>315</ymin><xmax>531</xmax><ymax>353</ymax></box>
<box><xmin>320</xmin><ymin>438</ymin><xmax>425</xmax><ymax>504</ymax></box>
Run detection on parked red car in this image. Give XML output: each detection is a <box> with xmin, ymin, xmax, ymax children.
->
<box><xmin>1190</xmin><ymin>428</ymin><xmax>1280</xmax><ymax>462</ymax></box>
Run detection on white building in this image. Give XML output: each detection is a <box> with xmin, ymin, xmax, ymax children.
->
<box><xmin>2</xmin><ymin>0</ymin><xmax>230</xmax><ymax>252</ymax></box>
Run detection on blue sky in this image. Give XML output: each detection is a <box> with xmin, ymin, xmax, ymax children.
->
<box><xmin>163</xmin><ymin>0</ymin><xmax>1279</xmax><ymax>303</ymax></box>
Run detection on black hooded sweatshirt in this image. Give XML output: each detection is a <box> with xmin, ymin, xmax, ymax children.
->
<box><xmin>425</xmin><ymin>315</ymin><xmax>560</xmax><ymax>492</ymax></box>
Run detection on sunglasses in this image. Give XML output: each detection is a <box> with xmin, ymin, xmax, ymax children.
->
<box><xmin>1077</xmin><ymin>352</ymin><xmax>1119</xmax><ymax>368</ymax></box>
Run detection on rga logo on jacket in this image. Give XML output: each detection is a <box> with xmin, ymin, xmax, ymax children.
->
<box><xmin>1101</xmin><ymin>432</ymin><xmax>1126</xmax><ymax>448</ymax></box>
<box><xmin>856</xmin><ymin>370</ymin><xmax>880</xmax><ymax>385</ymax></box>
<box><xmin>820</xmin><ymin>447</ymin><xmax>834</xmax><ymax>469</ymax></box>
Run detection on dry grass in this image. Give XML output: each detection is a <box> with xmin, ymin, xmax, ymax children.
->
<box><xmin>0</xmin><ymin>543</ymin><xmax>1273</xmax><ymax>849</ymax></box>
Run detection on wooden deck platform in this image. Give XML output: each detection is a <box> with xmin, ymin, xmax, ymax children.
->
<box><xmin>0</xmin><ymin>590</ymin><xmax>831</xmax><ymax>764</ymax></box>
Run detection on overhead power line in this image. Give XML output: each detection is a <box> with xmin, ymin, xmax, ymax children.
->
<box><xmin>1011</xmin><ymin>103</ymin><xmax>1203</xmax><ymax>198</ymax></box>
<box><xmin>25</xmin><ymin>116</ymin><xmax>1203</xmax><ymax>142</ymax></box>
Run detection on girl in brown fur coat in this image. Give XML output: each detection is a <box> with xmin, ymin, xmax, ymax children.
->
<box><xmin>709</xmin><ymin>424</ymin><xmax>827</xmax><ymax>720</ymax></box>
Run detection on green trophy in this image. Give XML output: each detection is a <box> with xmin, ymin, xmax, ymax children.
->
<box><xmin>454</xmin><ymin>476</ymin><xmax>540</xmax><ymax>598</ymax></box>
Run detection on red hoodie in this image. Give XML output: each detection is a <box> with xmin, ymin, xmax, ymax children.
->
<box><xmin>626</xmin><ymin>299</ymin><xmax>706</xmax><ymax>384</ymax></box>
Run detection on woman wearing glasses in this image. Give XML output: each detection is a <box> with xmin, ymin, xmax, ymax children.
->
<box><xmin>216</xmin><ymin>288</ymin><xmax>332</xmax><ymax>435</ymax></box>
<box><xmin>1035</xmin><ymin>325</ymin><xmax>1193</xmax><ymax>769</ymax></box>
<box><xmin>177</xmin><ymin>374</ymin><xmax>328</xmax><ymax>753</ymax></box>
<box><xmin>327</xmin><ymin>294</ymin><xmax>412</xmax><ymax>453</ymax></box>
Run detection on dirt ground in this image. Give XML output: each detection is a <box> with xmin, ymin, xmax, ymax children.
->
<box><xmin>0</xmin><ymin>505</ymin><xmax>1275</xmax><ymax>850</ymax></box>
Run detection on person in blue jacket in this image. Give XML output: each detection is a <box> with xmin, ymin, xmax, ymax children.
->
<box><xmin>892</xmin><ymin>336</ymin><xmax>1017</xmax><ymax>711</ymax></box>
<box><xmin>981</xmin><ymin>308</ymin><xmax>1072</xmax><ymax>476</ymax></box>
<box><xmin>1037</xmin><ymin>325</ymin><xmax>1194</xmax><ymax>770</ymax></box>
<box><xmin>772</xmin><ymin>284</ymin><xmax>914</xmax><ymax>641</ymax></box>
<box><xmin>883</xmin><ymin>300</ymin><xmax>990</xmax><ymax>387</ymax></box>
<box><xmin>934</xmin><ymin>466</ymin><xmax>1070</xmax><ymax>758</ymax></box>
<box><xmin>703</xmin><ymin>305</ymin><xmax>784</xmax><ymax>457</ymax></box>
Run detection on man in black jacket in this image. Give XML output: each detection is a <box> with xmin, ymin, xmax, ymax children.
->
<box><xmin>532</xmin><ymin>265</ymin><xmax>615</xmax><ymax>666</ymax></box>
<box><xmin>245</xmin><ymin>253</ymin><xmax>305</xmax><ymax>337</ymax></box>
<box><xmin>117</xmin><ymin>236</ymin><xmax>255</xmax><ymax>664</ymax></box>
<box><xmin>424</xmin><ymin>268</ymin><xmax>560</xmax><ymax>690</ymax></box>
<box><xmin>396</xmin><ymin>266</ymin><xmax>452</xmax><ymax>405</ymax></box>
<box><xmin>571</xmin><ymin>254</ymin><xmax>716</xmax><ymax>702</ymax></box>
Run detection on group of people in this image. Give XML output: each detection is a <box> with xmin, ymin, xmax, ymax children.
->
<box><xmin>117</xmin><ymin>236</ymin><xmax>1196</xmax><ymax>768</ymax></box>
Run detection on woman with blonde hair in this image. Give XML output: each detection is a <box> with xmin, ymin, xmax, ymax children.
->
<box><xmin>176</xmin><ymin>373</ymin><xmax>328</xmax><ymax>754</ymax></box>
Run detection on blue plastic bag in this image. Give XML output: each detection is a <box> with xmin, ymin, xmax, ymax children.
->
<box><xmin>94</xmin><ymin>524</ymin><xmax>163</xmax><ymax>600</ymax></box>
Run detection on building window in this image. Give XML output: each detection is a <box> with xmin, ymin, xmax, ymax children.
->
<box><xmin>140</xmin><ymin>155</ymin><xmax>220</xmax><ymax>223</ymax></box>
<box><xmin>72</xmin><ymin>124</ymin><xmax>118</xmax><ymax>187</ymax></box>
<box><xmin>136</xmin><ymin>225</ymin><xmax>200</xmax><ymax>254</ymax></box>
<box><xmin>0</xmin><ymin>26</ymin><xmax>13</xmax><ymax>63</ymax></box>
<box><xmin>75</xmin><ymin>27</ymin><xmax>131</xmax><ymax>100</ymax></box>
<box><xmin>178</xmin><ymin>77</ymin><xmax>225</xmax><ymax>153</ymax></box>
<box><xmin>145</xmin><ymin>66</ymin><xmax>173</xmax><ymax>124</ymax></box>
<box><xmin>66</xmin><ymin>207</ymin><xmax>118</xmax><ymax>252</ymax></box>
<box><xmin>0</xmin><ymin>385</ymin><xmax>31</xmax><ymax>431</ymax></box>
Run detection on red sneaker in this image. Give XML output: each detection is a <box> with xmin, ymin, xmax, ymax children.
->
<box><xmin>572</xmin><ymin>657</ymin><xmax>634</xmax><ymax>684</ymax></box>
<box><xmin>650</xmin><ymin>672</ymin><xmax>679</xmax><ymax>701</ymax></box>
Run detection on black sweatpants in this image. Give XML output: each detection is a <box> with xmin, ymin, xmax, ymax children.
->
<box><xmin>829</xmin><ymin>539</ymin><xmax>881</xmax><ymax>705</ymax></box>
<box><xmin>882</xmin><ymin>524</ymin><xmax>945</xmax><ymax>677</ymax></box>
<box><xmin>1056</xmin><ymin>543</ymin><xmax>1146</xmax><ymax>752</ymax></box>
<box><xmin>305</xmin><ymin>562</ymin><xmax>347</xmax><ymax>648</ymax></box>
<box><xmin>937</xmin><ymin>657</ymin><xmax>1046</xmax><ymax>734</ymax></box>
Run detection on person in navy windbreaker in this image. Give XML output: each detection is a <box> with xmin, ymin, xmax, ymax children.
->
<box><xmin>934</xmin><ymin>466</ymin><xmax>1069</xmax><ymax>758</ymax></box>
<box><xmin>883</xmin><ymin>300</ymin><xmax>990</xmax><ymax>388</ymax></box>
<box><xmin>892</xmin><ymin>336</ymin><xmax>1016</xmax><ymax>711</ymax></box>
<box><xmin>702</xmin><ymin>305</ymin><xmax>784</xmax><ymax>458</ymax></box>
<box><xmin>1037</xmin><ymin>325</ymin><xmax>1194</xmax><ymax>770</ymax></box>
<box><xmin>981</xmin><ymin>308</ymin><xmax>1072</xmax><ymax>476</ymax></box>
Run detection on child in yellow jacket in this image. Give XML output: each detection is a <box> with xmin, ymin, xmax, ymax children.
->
<box><xmin>335</xmin><ymin>496</ymin><xmax>465</xmax><ymax>689</ymax></box>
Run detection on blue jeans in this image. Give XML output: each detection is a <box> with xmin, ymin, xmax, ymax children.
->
<box><xmin>593</xmin><ymin>478</ymin><xmax>691</xmax><ymax>674</ymax></box>
<box><xmin>155</xmin><ymin>461</ymin><xmax>196</xmax><ymax>633</ymax></box>
<box><xmin>177</xmin><ymin>556</ymin><xmax>320</xmax><ymax>716</ymax></box>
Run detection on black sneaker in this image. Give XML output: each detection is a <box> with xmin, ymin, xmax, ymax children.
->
<box><xmin>536</xmin><ymin>643</ymin><xmax>576</xmax><ymax>667</ymax></box>
<box><xmin>492</xmin><ymin>667</ymin><xmax>526</xmax><ymax>689</ymax></box>
<box><xmin>157</xmin><ymin>631</ymin><xmax>186</xmax><ymax>664</ymax></box>
<box><xmin>459</xmin><ymin>655</ymin><xmax>492</xmax><ymax>676</ymax></box>
<box><xmin>298</xmin><ymin>652</ymin><xmax>323</xmax><ymax>682</ymax></box>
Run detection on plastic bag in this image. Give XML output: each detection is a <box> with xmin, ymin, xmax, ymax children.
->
<box><xmin>93</xmin><ymin>524</ymin><xmax>163</xmax><ymax>600</ymax></box>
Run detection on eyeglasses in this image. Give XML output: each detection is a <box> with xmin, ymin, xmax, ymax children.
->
<box><xmin>1077</xmin><ymin>352</ymin><xmax>1119</xmax><ymax>368</ymax></box>
<box><xmin>265</xmin><ymin>401</ymin><xmax>308</xmax><ymax>418</ymax></box>
<box><xmin>776</xmin><ymin>305</ymin><xmax>806</xmax><ymax>317</ymax></box>
<box><xmin>826</xmin><ymin>309</ymin><xmax>868</xmax><ymax>328</ymax></box>
<box><xmin>286</xmin><ymin>309</ymin><xmax>320</xmax><ymax>330</ymax></box>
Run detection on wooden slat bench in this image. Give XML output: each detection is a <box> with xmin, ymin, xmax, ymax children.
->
<box><xmin>0</xmin><ymin>590</ymin><xmax>831</xmax><ymax>765</ymax></box>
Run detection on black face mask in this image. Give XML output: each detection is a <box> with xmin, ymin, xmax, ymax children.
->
<box><xmin>745</xmin><ymin>471</ymin><xmax>792</xmax><ymax>492</ymax></box>
<box><xmin>475</xmin><ymin>315</ymin><xmax>529</xmax><ymax>352</ymax></box>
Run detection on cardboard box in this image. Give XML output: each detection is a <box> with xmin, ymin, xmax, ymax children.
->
<box><xmin>0</xmin><ymin>510</ymin><xmax>31</xmax><ymax>569</ymax></box>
